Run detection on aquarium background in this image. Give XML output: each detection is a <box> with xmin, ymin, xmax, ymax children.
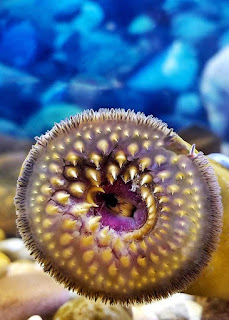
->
<box><xmin>0</xmin><ymin>0</ymin><xmax>228</xmax><ymax>144</ymax></box>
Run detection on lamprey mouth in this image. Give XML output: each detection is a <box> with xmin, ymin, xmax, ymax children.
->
<box><xmin>15</xmin><ymin>109</ymin><xmax>222</xmax><ymax>304</ymax></box>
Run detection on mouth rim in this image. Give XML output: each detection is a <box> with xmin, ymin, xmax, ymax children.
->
<box><xmin>14</xmin><ymin>108</ymin><xmax>223</xmax><ymax>304</ymax></box>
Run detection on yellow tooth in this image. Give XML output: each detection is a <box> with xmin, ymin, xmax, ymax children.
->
<box><xmin>128</xmin><ymin>143</ymin><xmax>139</xmax><ymax>156</ymax></box>
<box><xmin>108</xmin><ymin>262</ymin><xmax>117</xmax><ymax>276</ymax></box>
<box><xmin>50</xmin><ymin>176</ymin><xmax>65</xmax><ymax>187</ymax></box>
<box><xmin>174</xmin><ymin>198</ymin><xmax>184</xmax><ymax>207</ymax></box>
<box><xmin>133</xmin><ymin>130</ymin><xmax>140</xmax><ymax>137</ymax></box>
<box><xmin>89</xmin><ymin>263</ymin><xmax>98</xmax><ymax>275</ymax></box>
<box><xmin>43</xmin><ymin>232</ymin><xmax>54</xmax><ymax>242</ymax></box>
<box><xmin>131</xmin><ymin>267</ymin><xmax>139</xmax><ymax>278</ymax></box>
<box><xmin>36</xmin><ymin>195</ymin><xmax>45</xmax><ymax>203</ymax></box>
<box><xmin>45</xmin><ymin>203</ymin><xmax>60</xmax><ymax>215</ymax></box>
<box><xmin>41</xmin><ymin>184</ymin><xmax>53</xmax><ymax>195</ymax></box>
<box><xmin>110</xmin><ymin>132</ymin><xmax>119</xmax><ymax>142</ymax></box>
<box><xmin>167</xmin><ymin>184</ymin><xmax>180</xmax><ymax>195</ymax></box>
<box><xmin>83</xmin><ymin>250</ymin><xmax>94</xmax><ymax>263</ymax></box>
<box><xmin>90</xmin><ymin>152</ymin><xmax>102</xmax><ymax>168</ymax></box>
<box><xmin>60</xmin><ymin>233</ymin><xmax>73</xmax><ymax>246</ymax></box>
<box><xmin>74</xmin><ymin>141</ymin><xmax>84</xmax><ymax>153</ymax></box>
<box><xmin>129</xmin><ymin>166</ymin><xmax>138</xmax><ymax>180</ymax></box>
<box><xmin>120</xmin><ymin>255</ymin><xmax>130</xmax><ymax>267</ymax></box>
<box><xmin>88</xmin><ymin>263</ymin><xmax>98</xmax><ymax>276</ymax></box>
<box><xmin>157</xmin><ymin>170</ymin><xmax>171</xmax><ymax>182</ymax></box>
<box><xmin>106</xmin><ymin>127</ymin><xmax>111</xmax><ymax>132</ymax></box>
<box><xmin>139</xmin><ymin>157</ymin><xmax>151</xmax><ymax>171</ymax></box>
<box><xmin>99</xmin><ymin>226</ymin><xmax>111</xmax><ymax>246</ymax></box>
<box><xmin>137</xmin><ymin>256</ymin><xmax>146</xmax><ymax>267</ymax></box>
<box><xmin>123</xmin><ymin>170</ymin><xmax>130</xmax><ymax>183</ymax></box>
<box><xmin>176</xmin><ymin>172</ymin><xmax>185</xmax><ymax>180</ymax></box>
<box><xmin>115</xmin><ymin>151</ymin><xmax>127</xmax><ymax>168</ymax></box>
<box><xmin>129</xmin><ymin>241</ymin><xmax>137</xmax><ymax>253</ymax></box>
<box><xmin>150</xmin><ymin>253</ymin><xmax>159</xmax><ymax>263</ymax></box>
<box><xmin>86</xmin><ymin>169</ymin><xmax>100</xmax><ymax>186</ymax></box>
<box><xmin>86</xmin><ymin>186</ymin><xmax>104</xmax><ymax>207</ymax></box>
<box><xmin>153</xmin><ymin>185</ymin><xmax>163</xmax><ymax>193</ymax></box>
<box><xmin>113</xmin><ymin>238</ymin><xmax>124</xmax><ymax>252</ymax></box>
<box><xmin>107</xmin><ymin>164</ymin><xmax>120</xmax><ymax>183</ymax></box>
<box><xmin>140</xmin><ymin>240</ymin><xmax>147</xmax><ymax>251</ymax></box>
<box><xmin>71</xmin><ymin>202</ymin><xmax>92</xmax><ymax>216</ymax></box>
<box><xmin>62</xmin><ymin>219</ymin><xmax>76</xmax><ymax>230</ymax></box>
<box><xmin>123</xmin><ymin>129</ymin><xmax>129</xmax><ymax>137</ymax></box>
<box><xmin>141</xmin><ymin>186</ymin><xmax>151</xmax><ymax>200</ymax></box>
<box><xmin>42</xmin><ymin>218</ymin><xmax>52</xmax><ymax>229</ymax></box>
<box><xmin>85</xmin><ymin>216</ymin><xmax>102</xmax><ymax>232</ymax></box>
<box><xmin>142</xmin><ymin>140</ymin><xmax>151</xmax><ymax>150</ymax></box>
<box><xmin>49</xmin><ymin>163</ymin><xmax>62</xmax><ymax>174</ymax></box>
<box><xmin>62</xmin><ymin>248</ymin><xmax>73</xmax><ymax>259</ymax></box>
<box><xmin>81</xmin><ymin>235</ymin><xmax>94</xmax><ymax>247</ymax></box>
<box><xmin>39</xmin><ymin>173</ymin><xmax>46</xmax><ymax>181</ymax></box>
<box><xmin>161</xmin><ymin>206</ymin><xmax>170</xmax><ymax>212</ymax></box>
<box><xmin>118</xmin><ymin>276</ymin><xmax>125</xmax><ymax>285</ymax></box>
<box><xmin>69</xmin><ymin>182</ymin><xmax>85</xmax><ymax>197</ymax></box>
<box><xmin>146</xmin><ymin>195</ymin><xmax>155</xmax><ymax>207</ymax></box>
<box><xmin>65</xmin><ymin>167</ymin><xmax>78</xmax><ymax>179</ymax></box>
<box><xmin>159</xmin><ymin>196</ymin><xmax>169</xmax><ymax>203</ymax></box>
<box><xmin>95</xmin><ymin>127</ymin><xmax>101</xmax><ymax>134</ymax></box>
<box><xmin>84</xmin><ymin>132</ymin><xmax>92</xmax><ymax>140</ymax></box>
<box><xmin>52</xmin><ymin>152</ymin><xmax>60</xmax><ymax>160</ymax></box>
<box><xmin>65</xmin><ymin>152</ymin><xmax>79</xmax><ymax>166</ymax></box>
<box><xmin>141</xmin><ymin>173</ymin><xmax>152</xmax><ymax>185</ymax></box>
<box><xmin>102</xmin><ymin>248</ymin><xmax>113</xmax><ymax>263</ymax></box>
<box><xmin>154</xmin><ymin>155</ymin><xmax>166</xmax><ymax>166</ymax></box>
<box><xmin>97</xmin><ymin>139</ymin><xmax>109</xmax><ymax>153</ymax></box>
<box><xmin>55</xmin><ymin>191</ymin><xmax>70</xmax><ymax>205</ymax></box>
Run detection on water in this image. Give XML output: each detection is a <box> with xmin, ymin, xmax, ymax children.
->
<box><xmin>0</xmin><ymin>0</ymin><xmax>228</xmax><ymax>141</ymax></box>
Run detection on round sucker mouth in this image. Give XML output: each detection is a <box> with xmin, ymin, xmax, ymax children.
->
<box><xmin>15</xmin><ymin>109</ymin><xmax>223</xmax><ymax>304</ymax></box>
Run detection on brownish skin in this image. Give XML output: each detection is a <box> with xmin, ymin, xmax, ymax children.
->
<box><xmin>0</xmin><ymin>152</ymin><xmax>27</xmax><ymax>235</ymax></box>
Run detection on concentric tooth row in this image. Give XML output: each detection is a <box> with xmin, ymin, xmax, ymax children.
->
<box><xmin>64</xmin><ymin>166</ymin><xmax>79</xmax><ymax>179</ymax></box>
<box><xmin>107</xmin><ymin>164</ymin><xmax>120</xmax><ymax>184</ymax></box>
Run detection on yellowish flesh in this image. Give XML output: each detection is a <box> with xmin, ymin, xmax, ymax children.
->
<box><xmin>185</xmin><ymin>159</ymin><xmax>229</xmax><ymax>300</ymax></box>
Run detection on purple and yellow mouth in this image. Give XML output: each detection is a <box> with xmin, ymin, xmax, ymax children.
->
<box><xmin>15</xmin><ymin>109</ymin><xmax>222</xmax><ymax>304</ymax></box>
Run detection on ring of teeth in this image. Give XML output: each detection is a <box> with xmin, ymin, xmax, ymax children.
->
<box><xmin>15</xmin><ymin>109</ymin><xmax>221</xmax><ymax>304</ymax></box>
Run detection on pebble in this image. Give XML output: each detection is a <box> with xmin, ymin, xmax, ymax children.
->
<box><xmin>0</xmin><ymin>272</ymin><xmax>70</xmax><ymax>320</ymax></box>
<box><xmin>0</xmin><ymin>251</ymin><xmax>11</xmax><ymax>278</ymax></box>
<box><xmin>0</xmin><ymin>238</ymin><xmax>32</xmax><ymax>261</ymax></box>
<box><xmin>0</xmin><ymin>152</ymin><xmax>27</xmax><ymax>236</ymax></box>
<box><xmin>128</xmin><ymin>41</ymin><xmax>198</xmax><ymax>92</ymax></box>
<box><xmin>7</xmin><ymin>260</ymin><xmax>42</xmax><ymax>276</ymax></box>
<box><xmin>24</xmin><ymin>103</ymin><xmax>83</xmax><ymax>137</ymax></box>
<box><xmin>53</xmin><ymin>297</ymin><xmax>133</xmax><ymax>320</ymax></box>
<box><xmin>201</xmin><ymin>46</ymin><xmax>229</xmax><ymax>140</ymax></box>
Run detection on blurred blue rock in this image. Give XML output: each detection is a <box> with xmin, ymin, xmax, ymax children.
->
<box><xmin>208</xmin><ymin>153</ymin><xmax>229</xmax><ymax>169</ymax></box>
<box><xmin>0</xmin><ymin>64</ymin><xmax>40</xmax><ymax>122</ymax></box>
<box><xmin>160</xmin><ymin>113</ymin><xmax>198</xmax><ymax>131</ymax></box>
<box><xmin>68</xmin><ymin>75</ymin><xmax>121</xmax><ymax>107</ymax></box>
<box><xmin>0</xmin><ymin>118</ymin><xmax>24</xmax><ymax>137</ymax></box>
<box><xmin>24</xmin><ymin>103</ymin><xmax>83</xmax><ymax>137</ymax></box>
<box><xmin>0</xmin><ymin>20</ymin><xmax>38</xmax><ymax>67</ymax></box>
<box><xmin>63</xmin><ymin>31</ymin><xmax>141</xmax><ymax>77</ymax></box>
<box><xmin>41</xmin><ymin>82</ymin><xmax>68</xmax><ymax>105</ymax></box>
<box><xmin>128</xmin><ymin>41</ymin><xmax>198</xmax><ymax>92</ymax></box>
<box><xmin>201</xmin><ymin>46</ymin><xmax>229</xmax><ymax>141</ymax></box>
<box><xmin>219</xmin><ymin>30</ymin><xmax>229</xmax><ymax>48</ymax></box>
<box><xmin>175</xmin><ymin>92</ymin><xmax>203</xmax><ymax>117</ymax></box>
<box><xmin>172</xmin><ymin>12</ymin><xmax>217</xmax><ymax>43</ymax></box>
<box><xmin>128</xmin><ymin>15</ymin><xmax>155</xmax><ymax>35</ymax></box>
<box><xmin>73</xmin><ymin>1</ymin><xmax>104</xmax><ymax>32</ymax></box>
